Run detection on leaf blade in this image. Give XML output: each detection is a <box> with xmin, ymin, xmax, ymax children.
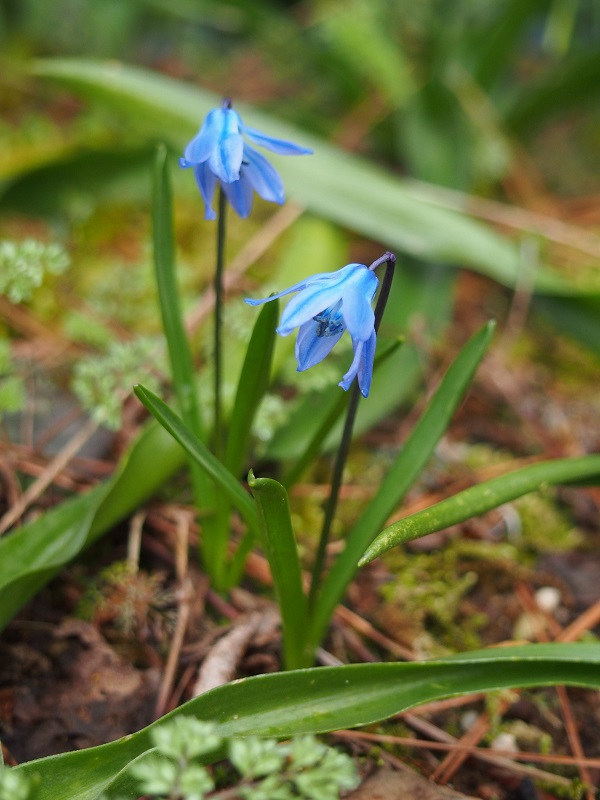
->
<box><xmin>309</xmin><ymin>321</ymin><xmax>496</xmax><ymax>648</ymax></box>
<box><xmin>360</xmin><ymin>454</ymin><xmax>600</xmax><ymax>564</ymax></box>
<box><xmin>30</xmin><ymin>58</ymin><xmax>599</xmax><ymax>298</ymax></box>
<box><xmin>133</xmin><ymin>384</ymin><xmax>258</xmax><ymax>531</ymax></box>
<box><xmin>225</xmin><ymin>300</ymin><xmax>279</xmax><ymax>477</ymax></box>
<box><xmin>248</xmin><ymin>472</ymin><xmax>310</xmax><ymax>669</ymax></box>
<box><xmin>0</xmin><ymin>422</ymin><xmax>185</xmax><ymax>631</ymax></box>
<box><xmin>12</xmin><ymin>643</ymin><xmax>600</xmax><ymax>800</ymax></box>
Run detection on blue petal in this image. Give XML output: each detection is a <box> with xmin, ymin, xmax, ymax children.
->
<box><xmin>244</xmin><ymin>270</ymin><xmax>344</xmax><ymax>308</ymax></box>
<box><xmin>242</xmin><ymin>125</ymin><xmax>313</xmax><ymax>156</ymax></box>
<box><xmin>193</xmin><ymin>162</ymin><xmax>218</xmax><ymax>220</ymax></box>
<box><xmin>277</xmin><ymin>264</ymin><xmax>366</xmax><ymax>335</ymax></box>
<box><xmin>208</xmin><ymin>133</ymin><xmax>244</xmax><ymax>184</ymax></box>
<box><xmin>338</xmin><ymin>330</ymin><xmax>376</xmax><ymax>397</ymax></box>
<box><xmin>295</xmin><ymin>318</ymin><xmax>345</xmax><ymax>371</ymax></box>
<box><xmin>184</xmin><ymin>108</ymin><xmax>224</xmax><ymax>164</ymax></box>
<box><xmin>221</xmin><ymin>174</ymin><xmax>255</xmax><ymax>218</ymax></box>
<box><xmin>339</xmin><ymin>267</ymin><xmax>378</xmax><ymax>341</ymax></box>
<box><xmin>357</xmin><ymin>330</ymin><xmax>376</xmax><ymax>397</ymax></box>
<box><xmin>242</xmin><ymin>145</ymin><xmax>285</xmax><ymax>204</ymax></box>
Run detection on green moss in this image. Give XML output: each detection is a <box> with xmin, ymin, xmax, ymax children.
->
<box><xmin>378</xmin><ymin>546</ymin><xmax>488</xmax><ymax>655</ymax></box>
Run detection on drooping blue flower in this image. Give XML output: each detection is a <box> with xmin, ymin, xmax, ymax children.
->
<box><xmin>245</xmin><ymin>263</ymin><xmax>379</xmax><ymax>397</ymax></box>
<box><xmin>180</xmin><ymin>99</ymin><xmax>312</xmax><ymax>220</ymax></box>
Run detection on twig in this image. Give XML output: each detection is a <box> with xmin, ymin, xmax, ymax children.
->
<box><xmin>558</xmin><ymin>597</ymin><xmax>600</xmax><ymax>642</ymax></box>
<box><xmin>127</xmin><ymin>511</ymin><xmax>145</xmax><ymax>573</ymax></box>
<box><xmin>431</xmin><ymin>580</ymin><xmax>597</xmax><ymax>795</ymax></box>
<box><xmin>336</xmin><ymin>729</ymin><xmax>598</xmax><ymax>781</ymax></box>
<box><xmin>0</xmin><ymin>416</ymin><xmax>99</xmax><ymax>535</ymax></box>
<box><xmin>154</xmin><ymin>510</ymin><xmax>193</xmax><ymax>719</ymax></box>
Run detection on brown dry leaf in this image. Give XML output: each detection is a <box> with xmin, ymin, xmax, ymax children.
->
<box><xmin>1</xmin><ymin>619</ymin><xmax>159</xmax><ymax>762</ymax></box>
<box><xmin>347</xmin><ymin>767</ymin><xmax>477</xmax><ymax>800</ymax></box>
<box><xmin>192</xmin><ymin>607</ymin><xmax>280</xmax><ymax>696</ymax></box>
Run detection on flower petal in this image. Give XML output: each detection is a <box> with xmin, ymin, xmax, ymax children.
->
<box><xmin>242</xmin><ymin>146</ymin><xmax>285</xmax><ymax>204</ymax></box>
<box><xmin>338</xmin><ymin>330</ymin><xmax>376</xmax><ymax>397</ymax></box>
<box><xmin>183</xmin><ymin>107</ymin><xmax>224</xmax><ymax>164</ymax></box>
<box><xmin>277</xmin><ymin>264</ymin><xmax>365</xmax><ymax>335</ymax></box>
<box><xmin>221</xmin><ymin>174</ymin><xmax>255</xmax><ymax>218</ymax></box>
<box><xmin>295</xmin><ymin>318</ymin><xmax>345</xmax><ymax>371</ymax></box>
<box><xmin>208</xmin><ymin>133</ymin><xmax>244</xmax><ymax>184</ymax></box>
<box><xmin>357</xmin><ymin>330</ymin><xmax>376</xmax><ymax>397</ymax></box>
<box><xmin>242</xmin><ymin>125</ymin><xmax>313</xmax><ymax>156</ymax></box>
<box><xmin>340</xmin><ymin>267</ymin><xmax>378</xmax><ymax>342</ymax></box>
<box><xmin>193</xmin><ymin>162</ymin><xmax>218</xmax><ymax>221</ymax></box>
<box><xmin>244</xmin><ymin>269</ymin><xmax>352</xmax><ymax>308</ymax></box>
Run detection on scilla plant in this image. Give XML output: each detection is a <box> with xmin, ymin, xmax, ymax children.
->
<box><xmin>2</xmin><ymin>96</ymin><xmax>600</xmax><ymax>800</ymax></box>
<box><xmin>132</xmin><ymin>103</ymin><xmax>600</xmax><ymax>671</ymax></box>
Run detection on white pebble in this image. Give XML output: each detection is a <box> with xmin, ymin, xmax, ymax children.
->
<box><xmin>535</xmin><ymin>586</ymin><xmax>561</xmax><ymax>613</ymax></box>
<box><xmin>460</xmin><ymin>710</ymin><xmax>479</xmax><ymax>732</ymax></box>
<box><xmin>491</xmin><ymin>733</ymin><xmax>518</xmax><ymax>753</ymax></box>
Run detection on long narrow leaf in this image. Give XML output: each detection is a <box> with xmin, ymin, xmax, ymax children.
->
<box><xmin>152</xmin><ymin>145</ymin><xmax>204</xmax><ymax>440</ymax></box>
<box><xmin>248</xmin><ymin>472</ymin><xmax>310</xmax><ymax>669</ymax></box>
<box><xmin>12</xmin><ymin>643</ymin><xmax>600</xmax><ymax>800</ymax></box>
<box><xmin>308</xmin><ymin>321</ymin><xmax>496</xmax><ymax>649</ymax></box>
<box><xmin>360</xmin><ymin>454</ymin><xmax>600</xmax><ymax>564</ymax></box>
<box><xmin>152</xmin><ymin>145</ymin><xmax>226</xmax><ymax>577</ymax></box>
<box><xmin>225</xmin><ymin>300</ymin><xmax>279</xmax><ymax>477</ymax></box>
<box><xmin>133</xmin><ymin>384</ymin><xmax>257</xmax><ymax>531</ymax></box>
<box><xmin>30</xmin><ymin>58</ymin><xmax>598</xmax><ymax>297</ymax></box>
<box><xmin>507</xmin><ymin>49</ymin><xmax>600</xmax><ymax>135</ymax></box>
<box><xmin>0</xmin><ymin>423</ymin><xmax>185</xmax><ymax>631</ymax></box>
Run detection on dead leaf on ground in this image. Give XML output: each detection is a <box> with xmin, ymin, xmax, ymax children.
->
<box><xmin>347</xmin><ymin>766</ymin><xmax>478</xmax><ymax>800</ymax></box>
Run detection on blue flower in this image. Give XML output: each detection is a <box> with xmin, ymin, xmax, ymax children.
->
<box><xmin>245</xmin><ymin>263</ymin><xmax>379</xmax><ymax>397</ymax></box>
<box><xmin>180</xmin><ymin>100</ymin><xmax>312</xmax><ymax>220</ymax></box>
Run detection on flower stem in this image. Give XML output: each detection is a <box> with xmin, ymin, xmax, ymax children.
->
<box><xmin>308</xmin><ymin>253</ymin><xmax>396</xmax><ymax>611</ymax></box>
<box><xmin>214</xmin><ymin>185</ymin><xmax>227</xmax><ymax>458</ymax></box>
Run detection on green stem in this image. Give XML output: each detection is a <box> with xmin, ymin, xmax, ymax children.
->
<box><xmin>214</xmin><ymin>185</ymin><xmax>227</xmax><ymax>459</ymax></box>
<box><xmin>308</xmin><ymin>253</ymin><xmax>396</xmax><ymax>611</ymax></box>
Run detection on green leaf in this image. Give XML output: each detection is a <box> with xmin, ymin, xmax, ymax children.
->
<box><xmin>308</xmin><ymin>321</ymin><xmax>496</xmax><ymax>649</ymax></box>
<box><xmin>360</xmin><ymin>454</ymin><xmax>600</xmax><ymax>565</ymax></box>
<box><xmin>30</xmin><ymin>58</ymin><xmax>597</xmax><ymax>297</ymax></box>
<box><xmin>533</xmin><ymin>294</ymin><xmax>600</xmax><ymax>358</ymax></box>
<box><xmin>314</xmin><ymin>0</ymin><xmax>415</xmax><ymax>108</ymax></box>
<box><xmin>507</xmin><ymin>49</ymin><xmax>600</xmax><ymax>136</ymax></box>
<box><xmin>226</xmin><ymin>300</ymin><xmax>279</xmax><ymax>478</ymax></box>
<box><xmin>133</xmin><ymin>384</ymin><xmax>258</xmax><ymax>532</ymax></box>
<box><xmin>0</xmin><ymin>422</ymin><xmax>185</xmax><ymax>631</ymax></box>
<box><xmin>152</xmin><ymin>145</ymin><xmax>204</xmax><ymax>440</ymax></box>
<box><xmin>248</xmin><ymin>472</ymin><xmax>310</xmax><ymax>670</ymax></box>
<box><xmin>0</xmin><ymin>146</ymin><xmax>156</xmax><ymax>214</ymax></box>
<box><xmin>12</xmin><ymin>643</ymin><xmax>600</xmax><ymax>800</ymax></box>
<box><xmin>152</xmin><ymin>146</ymin><xmax>223</xmax><ymax>577</ymax></box>
<box><xmin>469</xmin><ymin>0</ymin><xmax>549</xmax><ymax>90</ymax></box>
